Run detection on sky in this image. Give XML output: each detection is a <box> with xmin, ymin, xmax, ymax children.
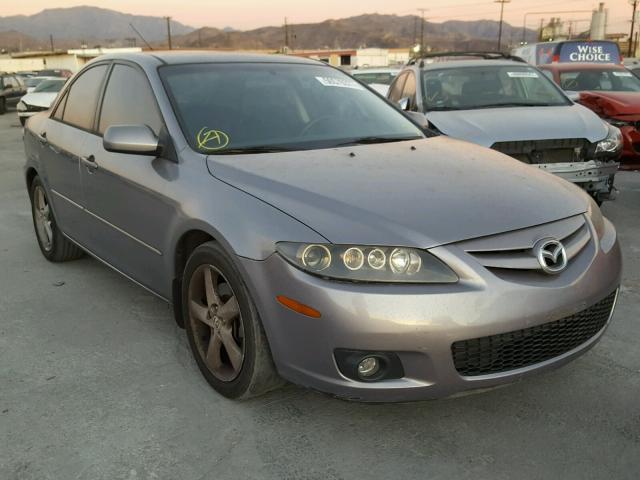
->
<box><xmin>1</xmin><ymin>0</ymin><xmax>633</xmax><ymax>33</ymax></box>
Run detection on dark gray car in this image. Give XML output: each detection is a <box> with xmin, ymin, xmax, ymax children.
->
<box><xmin>23</xmin><ymin>52</ymin><xmax>622</xmax><ymax>402</ymax></box>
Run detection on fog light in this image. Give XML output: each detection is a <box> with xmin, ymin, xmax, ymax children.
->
<box><xmin>357</xmin><ymin>357</ymin><xmax>380</xmax><ymax>378</ymax></box>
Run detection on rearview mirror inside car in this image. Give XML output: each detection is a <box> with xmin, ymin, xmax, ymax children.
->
<box><xmin>103</xmin><ymin>125</ymin><xmax>160</xmax><ymax>155</ymax></box>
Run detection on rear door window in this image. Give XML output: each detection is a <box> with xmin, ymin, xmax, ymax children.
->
<box><xmin>98</xmin><ymin>64</ymin><xmax>163</xmax><ymax>135</ymax></box>
<box><xmin>62</xmin><ymin>64</ymin><xmax>109</xmax><ymax>131</ymax></box>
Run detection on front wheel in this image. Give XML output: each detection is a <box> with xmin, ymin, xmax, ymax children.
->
<box><xmin>29</xmin><ymin>176</ymin><xmax>84</xmax><ymax>262</ymax></box>
<box><xmin>0</xmin><ymin>98</ymin><xmax>6</xmax><ymax>115</ymax></box>
<box><xmin>182</xmin><ymin>241</ymin><xmax>284</xmax><ymax>399</ymax></box>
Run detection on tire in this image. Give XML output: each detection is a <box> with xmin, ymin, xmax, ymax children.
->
<box><xmin>0</xmin><ymin>97</ymin><xmax>6</xmax><ymax>115</ymax></box>
<box><xmin>29</xmin><ymin>176</ymin><xmax>84</xmax><ymax>262</ymax></box>
<box><xmin>182</xmin><ymin>241</ymin><xmax>283</xmax><ymax>399</ymax></box>
<box><xmin>19</xmin><ymin>116</ymin><xmax>26</xmax><ymax>126</ymax></box>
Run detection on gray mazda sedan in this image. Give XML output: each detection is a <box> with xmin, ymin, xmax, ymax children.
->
<box><xmin>23</xmin><ymin>53</ymin><xmax>622</xmax><ymax>402</ymax></box>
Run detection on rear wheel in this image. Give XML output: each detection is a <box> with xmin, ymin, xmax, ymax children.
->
<box><xmin>182</xmin><ymin>241</ymin><xmax>283</xmax><ymax>399</ymax></box>
<box><xmin>29</xmin><ymin>176</ymin><xmax>84</xmax><ymax>262</ymax></box>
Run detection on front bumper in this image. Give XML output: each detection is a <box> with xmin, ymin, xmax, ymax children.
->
<box><xmin>239</xmin><ymin>219</ymin><xmax>622</xmax><ymax>402</ymax></box>
<box><xmin>535</xmin><ymin>160</ymin><xmax>619</xmax><ymax>201</ymax></box>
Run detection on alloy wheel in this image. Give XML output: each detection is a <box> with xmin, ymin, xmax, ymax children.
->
<box><xmin>33</xmin><ymin>185</ymin><xmax>53</xmax><ymax>252</ymax></box>
<box><xmin>188</xmin><ymin>264</ymin><xmax>245</xmax><ymax>382</ymax></box>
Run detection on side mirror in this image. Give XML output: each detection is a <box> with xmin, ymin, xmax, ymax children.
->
<box><xmin>404</xmin><ymin>111</ymin><xmax>430</xmax><ymax>130</ymax></box>
<box><xmin>103</xmin><ymin>125</ymin><xmax>159</xmax><ymax>155</ymax></box>
<box><xmin>565</xmin><ymin>91</ymin><xmax>580</xmax><ymax>102</ymax></box>
<box><xmin>398</xmin><ymin>97</ymin><xmax>410</xmax><ymax>111</ymax></box>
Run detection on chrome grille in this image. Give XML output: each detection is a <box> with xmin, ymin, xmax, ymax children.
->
<box><xmin>459</xmin><ymin>215</ymin><xmax>591</xmax><ymax>273</ymax></box>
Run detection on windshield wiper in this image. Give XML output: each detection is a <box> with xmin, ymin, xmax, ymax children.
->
<box><xmin>209</xmin><ymin>146</ymin><xmax>296</xmax><ymax>155</ymax></box>
<box><xmin>334</xmin><ymin>136</ymin><xmax>422</xmax><ymax>147</ymax></box>
<box><xmin>426</xmin><ymin>106</ymin><xmax>461</xmax><ymax>111</ymax></box>
<box><xmin>470</xmin><ymin>102</ymin><xmax>560</xmax><ymax>109</ymax></box>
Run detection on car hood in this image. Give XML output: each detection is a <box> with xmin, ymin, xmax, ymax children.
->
<box><xmin>206</xmin><ymin>137</ymin><xmax>588</xmax><ymax>248</ymax></box>
<box><xmin>425</xmin><ymin>104</ymin><xmax>607</xmax><ymax>147</ymax></box>
<box><xmin>577</xmin><ymin>91</ymin><xmax>640</xmax><ymax>119</ymax></box>
<box><xmin>20</xmin><ymin>92</ymin><xmax>57</xmax><ymax>108</ymax></box>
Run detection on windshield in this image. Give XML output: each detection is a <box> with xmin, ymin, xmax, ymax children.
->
<box><xmin>33</xmin><ymin>79</ymin><xmax>66</xmax><ymax>93</ymax></box>
<box><xmin>352</xmin><ymin>71</ymin><xmax>399</xmax><ymax>85</ymax></box>
<box><xmin>421</xmin><ymin>65</ymin><xmax>570</xmax><ymax>111</ymax></box>
<box><xmin>559</xmin><ymin>69</ymin><xmax>640</xmax><ymax>92</ymax></box>
<box><xmin>160</xmin><ymin>63</ymin><xmax>423</xmax><ymax>154</ymax></box>
<box><xmin>25</xmin><ymin>77</ymin><xmax>46</xmax><ymax>88</ymax></box>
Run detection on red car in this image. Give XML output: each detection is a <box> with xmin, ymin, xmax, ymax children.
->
<box><xmin>540</xmin><ymin>62</ymin><xmax>640</xmax><ymax>165</ymax></box>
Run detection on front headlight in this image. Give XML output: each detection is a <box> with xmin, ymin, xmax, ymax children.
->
<box><xmin>276</xmin><ymin>242</ymin><xmax>458</xmax><ymax>284</ymax></box>
<box><xmin>16</xmin><ymin>101</ymin><xmax>26</xmax><ymax>112</ymax></box>
<box><xmin>595</xmin><ymin>123</ymin><xmax>623</xmax><ymax>156</ymax></box>
<box><xmin>586</xmin><ymin>196</ymin><xmax>605</xmax><ymax>239</ymax></box>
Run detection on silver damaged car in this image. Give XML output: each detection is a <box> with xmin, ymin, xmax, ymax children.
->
<box><xmin>23</xmin><ymin>53</ymin><xmax>622</xmax><ymax>402</ymax></box>
<box><xmin>388</xmin><ymin>54</ymin><xmax>622</xmax><ymax>203</ymax></box>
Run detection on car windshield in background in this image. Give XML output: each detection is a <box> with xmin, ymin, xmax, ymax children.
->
<box><xmin>421</xmin><ymin>65</ymin><xmax>570</xmax><ymax>111</ymax></box>
<box><xmin>33</xmin><ymin>79</ymin><xmax>66</xmax><ymax>93</ymax></box>
<box><xmin>25</xmin><ymin>78</ymin><xmax>45</xmax><ymax>88</ymax></box>
<box><xmin>160</xmin><ymin>63</ymin><xmax>423</xmax><ymax>154</ymax></box>
<box><xmin>352</xmin><ymin>71</ymin><xmax>398</xmax><ymax>85</ymax></box>
<box><xmin>559</xmin><ymin>69</ymin><xmax>640</xmax><ymax>92</ymax></box>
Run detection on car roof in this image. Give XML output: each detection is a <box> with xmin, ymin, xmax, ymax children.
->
<box><xmin>95</xmin><ymin>51</ymin><xmax>324</xmax><ymax>67</ymax></box>
<box><xmin>540</xmin><ymin>62</ymin><xmax>625</xmax><ymax>72</ymax></box>
<box><xmin>418</xmin><ymin>59</ymin><xmax>531</xmax><ymax>70</ymax></box>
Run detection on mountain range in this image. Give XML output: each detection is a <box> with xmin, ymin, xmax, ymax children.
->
<box><xmin>0</xmin><ymin>7</ymin><xmax>537</xmax><ymax>52</ymax></box>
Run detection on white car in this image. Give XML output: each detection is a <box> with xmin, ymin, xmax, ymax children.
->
<box><xmin>351</xmin><ymin>68</ymin><xmax>401</xmax><ymax>96</ymax></box>
<box><xmin>24</xmin><ymin>76</ymin><xmax>58</xmax><ymax>93</ymax></box>
<box><xmin>17</xmin><ymin>78</ymin><xmax>66</xmax><ymax>126</ymax></box>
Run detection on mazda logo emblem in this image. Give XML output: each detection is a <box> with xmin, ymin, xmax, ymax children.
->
<box><xmin>534</xmin><ymin>238</ymin><xmax>568</xmax><ymax>275</ymax></box>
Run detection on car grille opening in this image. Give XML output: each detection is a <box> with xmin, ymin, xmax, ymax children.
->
<box><xmin>451</xmin><ymin>291</ymin><xmax>617</xmax><ymax>377</ymax></box>
<box><xmin>491</xmin><ymin>138</ymin><xmax>591</xmax><ymax>164</ymax></box>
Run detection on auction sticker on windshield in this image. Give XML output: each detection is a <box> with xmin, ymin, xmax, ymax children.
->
<box><xmin>315</xmin><ymin>76</ymin><xmax>364</xmax><ymax>90</ymax></box>
<box><xmin>507</xmin><ymin>71</ymin><xmax>539</xmax><ymax>78</ymax></box>
<box><xmin>612</xmin><ymin>71</ymin><xmax>633</xmax><ymax>77</ymax></box>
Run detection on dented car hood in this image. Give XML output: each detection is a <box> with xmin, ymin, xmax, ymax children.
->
<box><xmin>425</xmin><ymin>104</ymin><xmax>608</xmax><ymax>147</ymax></box>
<box><xmin>206</xmin><ymin>136</ymin><xmax>588</xmax><ymax>248</ymax></box>
<box><xmin>577</xmin><ymin>91</ymin><xmax>640</xmax><ymax>120</ymax></box>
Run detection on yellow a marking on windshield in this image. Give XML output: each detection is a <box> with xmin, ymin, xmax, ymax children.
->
<box><xmin>197</xmin><ymin>127</ymin><xmax>230</xmax><ymax>151</ymax></box>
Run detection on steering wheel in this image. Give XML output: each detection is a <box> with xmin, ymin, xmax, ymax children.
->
<box><xmin>300</xmin><ymin>116</ymin><xmax>336</xmax><ymax>137</ymax></box>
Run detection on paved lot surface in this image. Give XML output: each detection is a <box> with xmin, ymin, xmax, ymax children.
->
<box><xmin>1</xmin><ymin>111</ymin><xmax>639</xmax><ymax>480</ymax></box>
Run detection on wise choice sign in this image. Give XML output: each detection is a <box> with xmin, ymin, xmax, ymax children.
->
<box><xmin>558</xmin><ymin>42</ymin><xmax>621</xmax><ymax>64</ymax></box>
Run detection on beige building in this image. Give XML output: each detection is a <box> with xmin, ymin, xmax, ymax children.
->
<box><xmin>0</xmin><ymin>47</ymin><xmax>142</xmax><ymax>73</ymax></box>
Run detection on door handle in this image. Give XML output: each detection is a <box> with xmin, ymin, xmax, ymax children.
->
<box><xmin>37</xmin><ymin>132</ymin><xmax>47</xmax><ymax>145</ymax></box>
<box><xmin>81</xmin><ymin>154</ymin><xmax>98</xmax><ymax>173</ymax></box>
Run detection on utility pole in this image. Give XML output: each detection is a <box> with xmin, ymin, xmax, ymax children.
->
<box><xmin>495</xmin><ymin>0</ymin><xmax>511</xmax><ymax>51</ymax></box>
<box><xmin>49</xmin><ymin>34</ymin><xmax>54</xmax><ymax>52</ymax></box>
<box><xmin>284</xmin><ymin>17</ymin><xmax>289</xmax><ymax>52</ymax></box>
<box><xmin>417</xmin><ymin>8</ymin><xmax>428</xmax><ymax>54</ymax></box>
<box><xmin>165</xmin><ymin>16</ymin><xmax>173</xmax><ymax>50</ymax></box>
<box><xmin>413</xmin><ymin>17</ymin><xmax>417</xmax><ymax>48</ymax></box>
<box><xmin>630</xmin><ymin>0</ymin><xmax>638</xmax><ymax>57</ymax></box>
